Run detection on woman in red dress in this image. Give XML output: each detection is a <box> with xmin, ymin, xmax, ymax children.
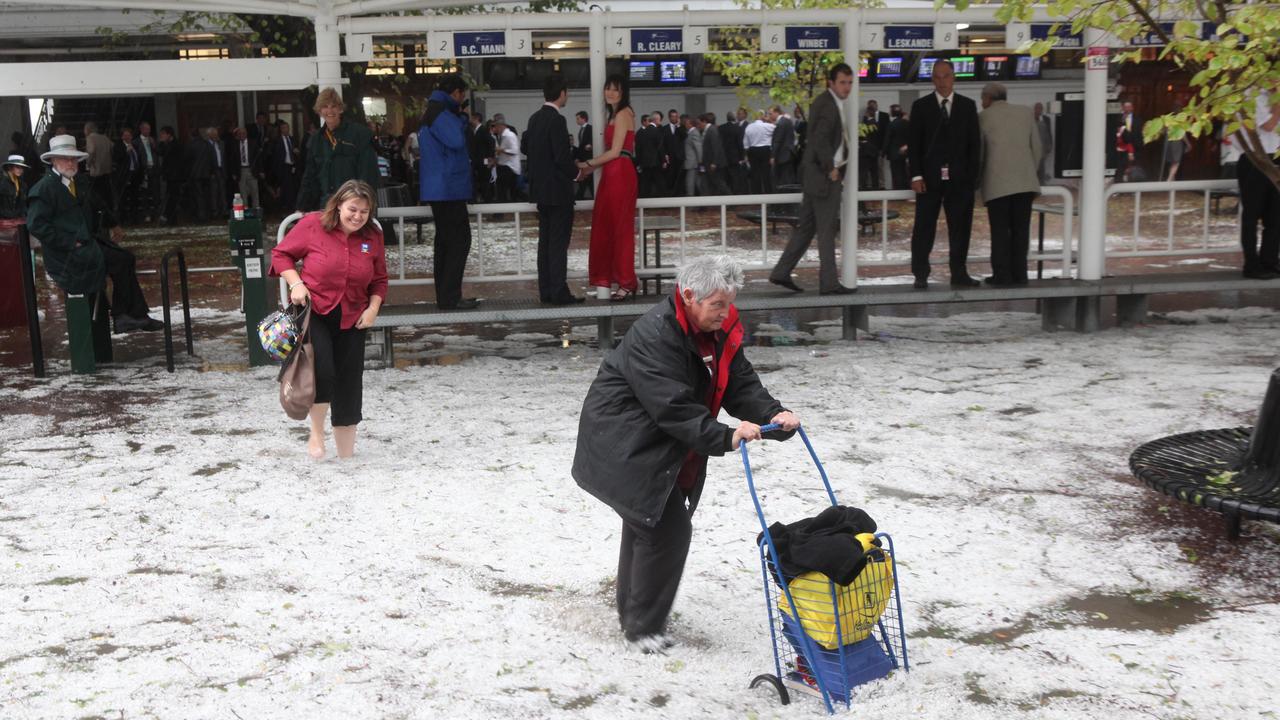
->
<box><xmin>271</xmin><ymin>180</ymin><xmax>387</xmax><ymax>459</ymax></box>
<box><xmin>578</xmin><ymin>75</ymin><xmax>638</xmax><ymax>301</ymax></box>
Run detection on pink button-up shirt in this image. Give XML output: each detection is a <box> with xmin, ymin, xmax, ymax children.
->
<box><xmin>270</xmin><ymin>212</ymin><xmax>388</xmax><ymax>330</ymax></box>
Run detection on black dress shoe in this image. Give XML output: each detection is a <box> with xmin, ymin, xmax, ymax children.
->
<box><xmin>112</xmin><ymin>316</ymin><xmax>146</xmax><ymax>333</ymax></box>
<box><xmin>983</xmin><ymin>277</ymin><xmax>1012</xmax><ymax>287</ymax></box>
<box><xmin>770</xmin><ymin>277</ymin><xmax>804</xmax><ymax>293</ymax></box>
<box><xmin>139</xmin><ymin>317</ymin><xmax>165</xmax><ymax>331</ymax></box>
<box><xmin>439</xmin><ymin>298</ymin><xmax>480</xmax><ymax>310</ymax></box>
<box><xmin>820</xmin><ymin>285</ymin><xmax>858</xmax><ymax>296</ymax></box>
<box><xmin>1243</xmin><ymin>268</ymin><xmax>1280</xmax><ymax>280</ymax></box>
<box><xmin>913</xmin><ymin>278</ymin><xmax>928</xmax><ymax>289</ymax></box>
<box><xmin>950</xmin><ymin>276</ymin><xmax>981</xmax><ymax>287</ymax></box>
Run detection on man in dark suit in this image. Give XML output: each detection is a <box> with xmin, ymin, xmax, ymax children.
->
<box><xmin>1114</xmin><ymin>100</ymin><xmax>1144</xmax><ymax>181</ymax></box>
<box><xmin>719</xmin><ymin>111</ymin><xmax>746</xmax><ymax>194</ymax></box>
<box><xmin>267</xmin><ymin>120</ymin><xmax>300</xmax><ymax>213</ymax></box>
<box><xmin>884</xmin><ymin>104</ymin><xmax>911</xmax><ymax>190</ymax></box>
<box><xmin>635</xmin><ymin>111</ymin><xmax>666</xmax><ymax>198</ymax></box>
<box><xmin>246</xmin><ymin>112</ymin><xmax>272</xmax><ymax>151</ymax></box>
<box><xmin>468</xmin><ymin>112</ymin><xmax>495</xmax><ymax>203</ymax></box>
<box><xmin>858</xmin><ymin>100</ymin><xmax>889</xmax><ymax>190</ymax></box>
<box><xmin>769</xmin><ymin>64</ymin><xmax>857</xmax><ymax>296</ymax></box>
<box><xmin>908</xmin><ymin>59</ymin><xmax>982</xmax><ymax>288</ymax></box>
<box><xmin>185</xmin><ymin>128</ymin><xmax>214</xmax><ymax>222</ymax></box>
<box><xmin>663</xmin><ymin>109</ymin><xmax>686</xmax><ymax>196</ymax></box>
<box><xmin>230</xmin><ymin>126</ymin><xmax>264</xmax><ymax>211</ymax></box>
<box><xmin>157</xmin><ymin>126</ymin><xmax>185</xmax><ymax>225</ymax></box>
<box><xmin>524</xmin><ymin>75</ymin><xmax>583</xmax><ymax>305</ymax></box>
<box><xmin>769</xmin><ymin>105</ymin><xmax>797</xmax><ymax>188</ymax></box>
<box><xmin>698</xmin><ymin>113</ymin><xmax>729</xmax><ymax>196</ymax></box>
<box><xmin>574</xmin><ymin>111</ymin><xmax>594</xmax><ymax>200</ymax></box>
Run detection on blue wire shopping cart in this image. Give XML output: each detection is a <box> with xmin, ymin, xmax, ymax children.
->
<box><xmin>741</xmin><ymin>424</ymin><xmax>910</xmax><ymax>714</ymax></box>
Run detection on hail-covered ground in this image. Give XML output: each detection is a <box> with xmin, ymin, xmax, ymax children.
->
<box><xmin>2</xmin><ymin>302</ymin><xmax>1278</xmax><ymax>720</ymax></box>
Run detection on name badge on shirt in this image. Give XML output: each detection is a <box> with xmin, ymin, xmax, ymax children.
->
<box><xmin>361</xmin><ymin>242</ymin><xmax>370</xmax><ymax>254</ymax></box>
<box><xmin>941</xmin><ymin>165</ymin><xmax>950</xmax><ymax>181</ymax></box>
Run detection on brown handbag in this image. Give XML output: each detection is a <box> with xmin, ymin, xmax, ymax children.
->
<box><xmin>278</xmin><ymin>303</ymin><xmax>315</xmax><ymax>420</ymax></box>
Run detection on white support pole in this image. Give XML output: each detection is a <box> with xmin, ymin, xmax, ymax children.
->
<box><xmin>1079</xmin><ymin>26</ymin><xmax>1108</xmax><ymax>283</ymax></box>
<box><xmin>588</xmin><ymin>7</ymin><xmax>605</xmax><ymax>196</ymax></box>
<box><xmin>314</xmin><ymin>1</ymin><xmax>344</xmax><ymax>94</ymax></box>
<box><xmin>841</xmin><ymin>7</ymin><xmax>860</xmax><ymax>288</ymax></box>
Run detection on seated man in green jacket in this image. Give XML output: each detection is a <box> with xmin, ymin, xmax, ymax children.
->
<box><xmin>26</xmin><ymin>135</ymin><xmax>162</xmax><ymax>333</ymax></box>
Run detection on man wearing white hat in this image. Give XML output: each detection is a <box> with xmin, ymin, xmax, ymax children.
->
<box><xmin>25</xmin><ymin>135</ymin><xmax>162</xmax><ymax>332</ymax></box>
<box><xmin>0</xmin><ymin>154</ymin><xmax>29</xmax><ymax>219</ymax></box>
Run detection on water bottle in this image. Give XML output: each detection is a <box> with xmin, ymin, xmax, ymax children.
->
<box><xmin>232</xmin><ymin>193</ymin><xmax>245</xmax><ymax>221</ymax></box>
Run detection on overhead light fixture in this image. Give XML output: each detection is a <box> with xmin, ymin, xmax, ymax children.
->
<box><xmin>547</xmin><ymin>41</ymin><xmax>570</xmax><ymax>49</ymax></box>
<box><xmin>971</xmin><ymin>37</ymin><xmax>987</xmax><ymax>43</ymax></box>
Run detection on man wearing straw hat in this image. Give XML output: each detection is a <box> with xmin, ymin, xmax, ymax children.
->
<box><xmin>1</xmin><ymin>154</ymin><xmax>30</xmax><ymax>219</ymax></box>
<box><xmin>25</xmin><ymin>134</ymin><xmax>163</xmax><ymax>332</ymax></box>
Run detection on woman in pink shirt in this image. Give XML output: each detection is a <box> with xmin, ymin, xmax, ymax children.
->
<box><xmin>271</xmin><ymin>180</ymin><xmax>388</xmax><ymax>459</ymax></box>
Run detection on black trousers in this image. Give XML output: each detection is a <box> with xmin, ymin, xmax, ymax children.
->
<box><xmin>727</xmin><ymin>162</ymin><xmax>748</xmax><ymax>194</ymax></box>
<box><xmin>309</xmin><ymin>306</ymin><xmax>367</xmax><ymax>427</ymax></box>
<box><xmin>101</xmin><ymin>241</ymin><xmax>150</xmax><ymax>320</ymax></box>
<box><xmin>617</xmin><ymin>484</ymin><xmax>693</xmax><ymax>639</ymax></box>
<box><xmin>858</xmin><ymin>151</ymin><xmax>881</xmax><ymax>190</ymax></box>
<box><xmin>1238</xmin><ymin>153</ymin><xmax>1280</xmax><ymax>272</ymax></box>
<box><xmin>747</xmin><ymin>147</ymin><xmax>773</xmax><ymax>194</ymax></box>
<box><xmin>911</xmin><ymin>182</ymin><xmax>975</xmax><ymax>281</ymax></box>
<box><xmin>494</xmin><ymin>166</ymin><xmax>518</xmax><ymax>202</ymax></box>
<box><xmin>163</xmin><ymin>180</ymin><xmax>183</xmax><ymax>224</ymax></box>
<box><xmin>772</xmin><ymin>158</ymin><xmax>797</xmax><ymax>189</ymax></box>
<box><xmin>429</xmin><ymin>200</ymin><xmax>472</xmax><ymax>309</ymax></box>
<box><xmin>639</xmin><ymin>166</ymin><xmax>665</xmax><ymax>198</ymax></box>
<box><xmin>190</xmin><ymin>178</ymin><xmax>212</xmax><ymax>221</ymax></box>
<box><xmin>888</xmin><ymin>155</ymin><xmax>909</xmax><ymax>191</ymax></box>
<box><xmin>536</xmin><ymin>202</ymin><xmax>574</xmax><ymax>302</ymax></box>
<box><xmin>986</xmin><ymin>192</ymin><xmax>1036</xmax><ymax>284</ymax></box>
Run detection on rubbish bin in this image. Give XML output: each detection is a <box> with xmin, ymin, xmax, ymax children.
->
<box><xmin>228</xmin><ymin>210</ymin><xmax>271</xmax><ymax>367</ymax></box>
<box><xmin>0</xmin><ymin>219</ymin><xmax>26</xmax><ymax>328</ymax></box>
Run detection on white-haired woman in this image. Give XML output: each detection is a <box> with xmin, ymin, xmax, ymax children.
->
<box><xmin>571</xmin><ymin>254</ymin><xmax>801</xmax><ymax>652</ymax></box>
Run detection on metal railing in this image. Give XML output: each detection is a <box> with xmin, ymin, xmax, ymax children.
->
<box><xmin>377</xmin><ymin>186</ymin><xmax>1077</xmax><ymax>286</ymax></box>
<box><xmin>158</xmin><ymin>246</ymin><xmax>194</xmax><ymax>373</ymax></box>
<box><xmin>1102</xmin><ymin>179</ymin><xmax>1239</xmax><ymax>259</ymax></box>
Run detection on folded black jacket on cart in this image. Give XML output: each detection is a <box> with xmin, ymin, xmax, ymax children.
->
<box><xmin>759</xmin><ymin>505</ymin><xmax>878</xmax><ymax>586</ymax></box>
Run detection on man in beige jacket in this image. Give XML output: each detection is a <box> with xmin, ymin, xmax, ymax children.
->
<box><xmin>83</xmin><ymin>122</ymin><xmax>114</xmax><ymax>214</ymax></box>
<box><xmin>978</xmin><ymin>83</ymin><xmax>1042</xmax><ymax>285</ymax></box>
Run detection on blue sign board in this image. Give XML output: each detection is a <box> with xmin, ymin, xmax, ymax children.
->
<box><xmin>1030</xmin><ymin>23</ymin><xmax>1083</xmax><ymax>49</ymax></box>
<box><xmin>630</xmin><ymin>28</ymin><xmax>683</xmax><ymax>54</ymax></box>
<box><xmin>784</xmin><ymin>26</ymin><xmax>839</xmax><ymax>51</ymax></box>
<box><xmin>883</xmin><ymin>25</ymin><xmax>934</xmax><ymax>50</ymax></box>
<box><xmin>454</xmin><ymin>31</ymin><xmax>507</xmax><ymax>56</ymax></box>
<box><xmin>1129</xmin><ymin>23</ymin><xmax>1175</xmax><ymax>46</ymax></box>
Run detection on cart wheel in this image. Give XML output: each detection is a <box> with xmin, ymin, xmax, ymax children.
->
<box><xmin>749</xmin><ymin>673</ymin><xmax>790</xmax><ymax>705</ymax></box>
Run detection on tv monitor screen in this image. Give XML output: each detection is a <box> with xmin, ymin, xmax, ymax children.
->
<box><xmin>659</xmin><ymin>60</ymin><xmax>687</xmax><ymax>83</ymax></box>
<box><xmin>858</xmin><ymin>55</ymin><xmax>870</xmax><ymax>78</ymax></box>
<box><xmin>951</xmin><ymin>56</ymin><xmax>976</xmax><ymax>78</ymax></box>
<box><xmin>629</xmin><ymin>60</ymin><xmax>656</xmax><ymax>82</ymax></box>
<box><xmin>523</xmin><ymin>60</ymin><xmax>555</xmax><ymax>87</ymax></box>
<box><xmin>875</xmin><ymin>56</ymin><xmax>903</xmax><ymax>80</ymax></box>
<box><xmin>916</xmin><ymin>57</ymin><xmax>938</xmax><ymax>80</ymax></box>
<box><xmin>982</xmin><ymin>55</ymin><xmax>1009</xmax><ymax>80</ymax></box>
<box><xmin>1014</xmin><ymin>54</ymin><xmax>1041</xmax><ymax>79</ymax></box>
<box><xmin>485</xmin><ymin>59</ymin><xmax>519</xmax><ymax>88</ymax></box>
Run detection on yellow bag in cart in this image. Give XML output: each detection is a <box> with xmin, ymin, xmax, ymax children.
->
<box><xmin>777</xmin><ymin>534</ymin><xmax>894</xmax><ymax>649</ymax></box>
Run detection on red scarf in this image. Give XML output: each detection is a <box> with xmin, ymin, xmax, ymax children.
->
<box><xmin>672</xmin><ymin>289</ymin><xmax>744</xmax><ymax>491</ymax></box>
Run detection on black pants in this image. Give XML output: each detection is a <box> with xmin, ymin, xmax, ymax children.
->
<box><xmin>429</xmin><ymin>200</ymin><xmax>472</xmax><ymax>309</ymax></box>
<box><xmin>986</xmin><ymin>192</ymin><xmax>1036</xmax><ymax>284</ymax></box>
<box><xmin>888</xmin><ymin>155</ymin><xmax>909</xmax><ymax>191</ymax></box>
<box><xmin>101</xmin><ymin>241</ymin><xmax>150</xmax><ymax>321</ymax></box>
<box><xmin>576</xmin><ymin>175</ymin><xmax>594</xmax><ymax>200</ymax></box>
<box><xmin>163</xmin><ymin>179</ymin><xmax>183</xmax><ymax>224</ymax></box>
<box><xmin>495</xmin><ymin>166</ymin><xmax>518</xmax><ymax>203</ymax></box>
<box><xmin>639</xmin><ymin>166</ymin><xmax>665</xmax><ymax>198</ymax></box>
<box><xmin>727</xmin><ymin>162</ymin><xmax>748</xmax><ymax>195</ymax></box>
<box><xmin>858</xmin><ymin>151</ymin><xmax>881</xmax><ymax>190</ymax></box>
<box><xmin>617</xmin><ymin>485</ymin><xmax>693</xmax><ymax>639</ymax></box>
<box><xmin>537</xmin><ymin>202</ymin><xmax>574</xmax><ymax>302</ymax></box>
<box><xmin>747</xmin><ymin>147</ymin><xmax>773</xmax><ymax>194</ymax></box>
<box><xmin>772</xmin><ymin>158</ymin><xmax>797</xmax><ymax>189</ymax></box>
<box><xmin>309</xmin><ymin>306</ymin><xmax>367</xmax><ymax>427</ymax></box>
<box><xmin>911</xmin><ymin>182</ymin><xmax>975</xmax><ymax>281</ymax></box>
<box><xmin>190</xmin><ymin>178</ymin><xmax>211</xmax><ymax>221</ymax></box>
<box><xmin>1238</xmin><ymin>153</ymin><xmax>1280</xmax><ymax>272</ymax></box>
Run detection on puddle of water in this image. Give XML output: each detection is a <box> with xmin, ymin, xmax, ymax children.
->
<box><xmin>972</xmin><ymin>590</ymin><xmax>1214</xmax><ymax>644</ymax></box>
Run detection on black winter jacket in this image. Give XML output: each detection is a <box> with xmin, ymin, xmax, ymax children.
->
<box><xmin>572</xmin><ymin>295</ymin><xmax>791</xmax><ymax>527</ymax></box>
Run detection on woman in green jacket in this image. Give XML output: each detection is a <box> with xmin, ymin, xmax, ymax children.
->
<box><xmin>297</xmin><ymin>88</ymin><xmax>381</xmax><ymax>212</ymax></box>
